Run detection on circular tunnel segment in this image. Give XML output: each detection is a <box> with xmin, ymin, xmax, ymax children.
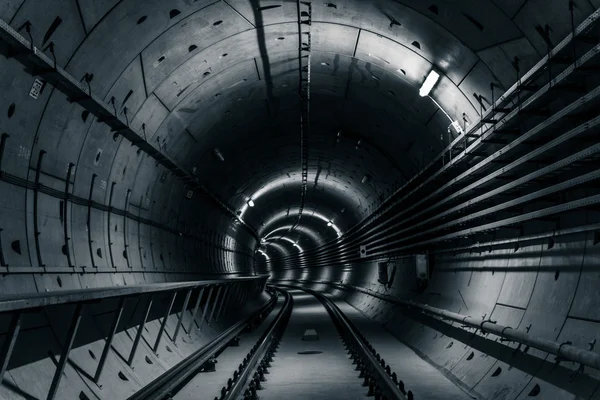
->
<box><xmin>0</xmin><ymin>0</ymin><xmax>570</xmax><ymax>281</ymax></box>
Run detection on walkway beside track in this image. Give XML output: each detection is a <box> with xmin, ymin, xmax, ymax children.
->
<box><xmin>174</xmin><ymin>295</ymin><xmax>283</xmax><ymax>400</ymax></box>
<box><xmin>331</xmin><ymin>297</ymin><xmax>471</xmax><ymax>400</ymax></box>
<box><xmin>259</xmin><ymin>289</ymin><xmax>368</xmax><ymax>399</ymax></box>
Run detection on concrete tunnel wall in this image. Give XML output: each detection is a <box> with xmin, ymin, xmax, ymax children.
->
<box><xmin>1</xmin><ymin>0</ymin><xmax>600</xmax><ymax>400</ymax></box>
<box><xmin>0</xmin><ymin>285</ymin><xmax>269</xmax><ymax>399</ymax></box>
<box><xmin>269</xmin><ymin>209</ymin><xmax>600</xmax><ymax>399</ymax></box>
<box><xmin>0</xmin><ymin>2</ymin><xmax>263</xmax><ymax>395</ymax></box>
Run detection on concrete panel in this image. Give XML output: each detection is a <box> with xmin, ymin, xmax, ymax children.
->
<box><xmin>311</xmin><ymin>0</ymin><xmax>479</xmax><ymax>85</ymax></box>
<box><xmin>477</xmin><ymin>36</ymin><xmax>541</xmax><ymax>89</ymax></box>
<box><xmin>569</xmin><ymin>232</ymin><xmax>600</xmax><ymax>321</ymax></box>
<box><xmin>518</xmin><ymin>237</ymin><xmax>584</xmax><ymax>342</ymax></box>
<box><xmin>153</xmin><ymin>23</ymin><xmax>297</xmax><ymax>110</ymax></box>
<box><xmin>141</xmin><ymin>1</ymin><xmax>253</xmax><ymax>95</ymax></box>
<box><xmin>495</xmin><ymin>244</ymin><xmax>543</xmax><ymax>309</ymax></box>
<box><xmin>513</xmin><ymin>0</ymin><xmax>596</xmax><ymax>55</ymax></box>
<box><xmin>65</xmin><ymin>0</ymin><xmax>218</xmax><ymax>97</ymax></box>
<box><xmin>10</xmin><ymin>0</ymin><xmax>86</xmax><ymax>66</ymax></box>
<box><xmin>0</xmin><ymin>0</ymin><xmax>24</xmax><ymax>21</ymax></box>
<box><xmin>0</xmin><ymin>183</ymin><xmax>31</xmax><ymax>269</ymax></box>
<box><xmin>0</xmin><ymin>57</ymin><xmax>49</xmax><ymax>179</ymax></box>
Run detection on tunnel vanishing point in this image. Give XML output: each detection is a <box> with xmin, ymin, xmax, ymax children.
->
<box><xmin>1</xmin><ymin>0</ymin><xmax>600</xmax><ymax>399</ymax></box>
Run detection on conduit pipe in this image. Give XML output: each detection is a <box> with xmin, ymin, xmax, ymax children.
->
<box><xmin>285</xmin><ymin>280</ymin><xmax>600</xmax><ymax>371</ymax></box>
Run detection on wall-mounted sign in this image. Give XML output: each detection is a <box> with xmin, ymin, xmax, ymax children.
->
<box><xmin>29</xmin><ymin>78</ymin><xmax>46</xmax><ymax>99</ymax></box>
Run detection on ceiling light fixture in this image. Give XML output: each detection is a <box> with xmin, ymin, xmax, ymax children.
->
<box><xmin>247</xmin><ymin>199</ymin><xmax>255</xmax><ymax>207</ymax></box>
<box><xmin>419</xmin><ymin>70</ymin><xmax>440</xmax><ymax>97</ymax></box>
<box><xmin>450</xmin><ymin>120</ymin><xmax>464</xmax><ymax>135</ymax></box>
<box><xmin>213</xmin><ymin>148</ymin><xmax>225</xmax><ymax>162</ymax></box>
<box><xmin>327</xmin><ymin>221</ymin><xmax>333</xmax><ymax>227</ymax></box>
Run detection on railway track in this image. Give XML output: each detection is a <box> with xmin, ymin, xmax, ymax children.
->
<box><xmin>132</xmin><ymin>287</ymin><xmax>421</xmax><ymax>400</ymax></box>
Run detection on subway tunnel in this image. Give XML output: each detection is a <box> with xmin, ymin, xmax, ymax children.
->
<box><xmin>1</xmin><ymin>0</ymin><xmax>600</xmax><ymax>399</ymax></box>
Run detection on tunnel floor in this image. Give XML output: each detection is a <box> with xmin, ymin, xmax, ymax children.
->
<box><xmin>332</xmin><ymin>298</ymin><xmax>472</xmax><ymax>400</ymax></box>
<box><xmin>256</xmin><ymin>289</ymin><xmax>367</xmax><ymax>399</ymax></box>
<box><xmin>174</xmin><ymin>296</ymin><xmax>284</xmax><ymax>400</ymax></box>
<box><xmin>171</xmin><ymin>288</ymin><xmax>472</xmax><ymax>399</ymax></box>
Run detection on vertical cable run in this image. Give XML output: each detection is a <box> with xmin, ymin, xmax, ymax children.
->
<box><xmin>289</xmin><ymin>1</ymin><xmax>312</xmax><ymax>236</ymax></box>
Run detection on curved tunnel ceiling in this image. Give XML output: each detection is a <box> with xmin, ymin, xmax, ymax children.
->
<box><xmin>0</xmin><ymin>0</ymin><xmax>592</xmax><ymax>269</ymax></box>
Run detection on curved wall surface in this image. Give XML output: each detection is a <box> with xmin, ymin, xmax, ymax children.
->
<box><xmin>1</xmin><ymin>1</ymin><xmax>600</xmax><ymax>400</ymax></box>
<box><xmin>272</xmin><ymin>221</ymin><xmax>600</xmax><ymax>399</ymax></box>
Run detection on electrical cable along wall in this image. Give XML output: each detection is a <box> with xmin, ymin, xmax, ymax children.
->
<box><xmin>265</xmin><ymin>8</ymin><xmax>600</xmax><ymax>400</ymax></box>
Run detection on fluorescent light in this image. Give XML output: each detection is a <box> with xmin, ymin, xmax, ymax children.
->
<box><xmin>293</xmin><ymin>243</ymin><xmax>304</xmax><ymax>252</ymax></box>
<box><xmin>419</xmin><ymin>70</ymin><xmax>440</xmax><ymax>97</ymax></box>
<box><xmin>247</xmin><ymin>199</ymin><xmax>255</xmax><ymax>207</ymax></box>
<box><xmin>450</xmin><ymin>120</ymin><xmax>464</xmax><ymax>135</ymax></box>
<box><xmin>213</xmin><ymin>148</ymin><xmax>225</xmax><ymax>162</ymax></box>
<box><xmin>258</xmin><ymin>249</ymin><xmax>269</xmax><ymax>259</ymax></box>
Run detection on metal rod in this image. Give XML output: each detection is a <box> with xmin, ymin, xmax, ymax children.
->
<box><xmin>197</xmin><ymin>286</ymin><xmax>214</xmax><ymax>331</ymax></box>
<box><xmin>0</xmin><ymin>133</ymin><xmax>9</xmax><ymax>171</ymax></box>
<box><xmin>47</xmin><ymin>303</ymin><xmax>85</xmax><ymax>400</ymax></box>
<box><xmin>123</xmin><ymin>189</ymin><xmax>132</xmax><ymax>269</ymax></box>
<box><xmin>94</xmin><ymin>297</ymin><xmax>126</xmax><ymax>383</ymax></box>
<box><xmin>62</xmin><ymin>163</ymin><xmax>74</xmax><ymax>268</ymax></box>
<box><xmin>137</xmin><ymin>195</ymin><xmax>145</xmax><ymax>270</ymax></box>
<box><xmin>107</xmin><ymin>181</ymin><xmax>117</xmax><ymax>269</ymax></box>
<box><xmin>410</xmin><ymin>300</ymin><xmax>600</xmax><ymax>370</ymax></box>
<box><xmin>229</xmin><ymin>283</ymin><xmax>242</xmax><ymax>310</ymax></box>
<box><xmin>173</xmin><ymin>288</ymin><xmax>193</xmax><ymax>344</ymax></box>
<box><xmin>324</xmin><ymin>281</ymin><xmax>600</xmax><ymax>372</ymax></box>
<box><xmin>153</xmin><ymin>292</ymin><xmax>177</xmax><ymax>352</ymax></box>
<box><xmin>0</xmin><ymin>312</ymin><xmax>22</xmax><ymax>382</ymax></box>
<box><xmin>86</xmin><ymin>174</ymin><xmax>97</xmax><ymax>269</ymax></box>
<box><xmin>215</xmin><ymin>286</ymin><xmax>230</xmax><ymax>322</ymax></box>
<box><xmin>187</xmin><ymin>286</ymin><xmax>205</xmax><ymax>334</ymax></box>
<box><xmin>33</xmin><ymin>150</ymin><xmax>46</xmax><ymax>268</ymax></box>
<box><xmin>128</xmin><ymin>296</ymin><xmax>153</xmax><ymax>366</ymax></box>
<box><xmin>207</xmin><ymin>286</ymin><xmax>223</xmax><ymax>326</ymax></box>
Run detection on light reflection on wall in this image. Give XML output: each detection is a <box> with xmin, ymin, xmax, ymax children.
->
<box><xmin>263</xmin><ymin>225</ymin><xmax>323</xmax><ymax>247</ymax></box>
<box><xmin>260</xmin><ymin>208</ymin><xmax>343</xmax><ymax>238</ymax></box>
<box><xmin>301</xmin><ymin>268</ymin><xmax>310</xmax><ymax>281</ymax></box>
<box><xmin>265</xmin><ymin>242</ymin><xmax>290</xmax><ymax>258</ymax></box>
<box><xmin>239</xmin><ymin>174</ymin><xmax>364</xmax><ymax>221</ymax></box>
<box><xmin>279</xmin><ymin>237</ymin><xmax>304</xmax><ymax>253</ymax></box>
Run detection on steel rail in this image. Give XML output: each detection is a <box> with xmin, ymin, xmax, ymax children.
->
<box><xmin>0</xmin><ymin>18</ymin><xmax>258</xmax><ymax>240</ymax></box>
<box><xmin>302</xmin><ymin>288</ymin><xmax>406</xmax><ymax>399</ymax></box>
<box><xmin>0</xmin><ymin>276</ymin><xmax>267</xmax><ymax>313</ymax></box>
<box><xmin>222</xmin><ymin>289</ymin><xmax>293</xmax><ymax>400</ymax></box>
<box><xmin>290</xmin><ymin>280</ymin><xmax>600</xmax><ymax>372</ymax></box>
<box><xmin>126</xmin><ymin>291</ymin><xmax>277</xmax><ymax>400</ymax></box>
